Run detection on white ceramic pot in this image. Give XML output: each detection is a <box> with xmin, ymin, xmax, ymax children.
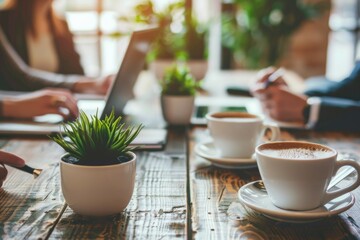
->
<box><xmin>161</xmin><ymin>95</ymin><xmax>195</xmax><ymax>125</ymax></box>
<box><xmin>150</xmin><ymin>59</ymin><xmax>208</xmax><ymax>81</ymax></box>
<box><xmin>60</xmin><ymin>152</ymin><xmax>136</xmax><ymax>216</ymax></box>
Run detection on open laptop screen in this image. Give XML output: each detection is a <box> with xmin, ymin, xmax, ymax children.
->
<box><xmin>101</xmin><ymin>27</ymin><xmax>159</xmax><ymax>119</ymax></box>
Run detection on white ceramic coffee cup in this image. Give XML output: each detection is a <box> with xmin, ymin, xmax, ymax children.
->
<box><xmin>256</xmin><ymin>141</ymin><xmax>360</xmax><ymax>211</ymax></box>
<box><xmin>206</xmin><ymin>112</ymin><xmax>280</xmax><ymax>158</ymax></box>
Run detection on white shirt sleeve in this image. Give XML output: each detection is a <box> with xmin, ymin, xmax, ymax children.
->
<box><xmin>306</xmin><ymin>97</ymin><xmax>321</xmax><ymax>129</ymax></box>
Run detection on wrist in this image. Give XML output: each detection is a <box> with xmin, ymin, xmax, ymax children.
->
<box><xmin>72</xmin><ymin>78</ymin><xmax>96</xmax><ymax>93</ymax></box>
<box><xmin>2</xmin><ymin>97</ymin><xmax>18</xmax><ymax>118</ymax></box>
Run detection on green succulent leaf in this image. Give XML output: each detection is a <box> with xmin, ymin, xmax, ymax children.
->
<box><xmin>50</xmin><ymin>110</ymin><xmax>143</xmax><ymax>165</ymax></box>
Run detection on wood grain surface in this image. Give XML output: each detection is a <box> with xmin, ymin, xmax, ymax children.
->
<box><xmin>189</xmin><ymin>127</ymin><xmax>360</xmax><ymax>240</ymax></box>
<box><xmin>0</xmin><ymin>128</ymin><xmax>188</xmax><ymax>239</ymax></box>
<box><xmin>1</xmin><ymin>126</ymin><xmax>360</xmax><ymax>239</ymax></box>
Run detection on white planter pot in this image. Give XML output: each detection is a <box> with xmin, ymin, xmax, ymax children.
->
<box><xmin>60</xmin><ymin>152</ymin><xmax>136</xmax><ymax>216</ymax></box>
<box><xmin>161</xmin><ymin>95</ymin><xmax>195</xmax><ymax>125</ymax></box>
<box><xmin>150</xmin><ymin>59</ymin><xmax>208</xmax><ymax>81</ymax></box>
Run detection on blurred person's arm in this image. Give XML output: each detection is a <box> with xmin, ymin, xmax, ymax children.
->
<box><xmin>0</xmin><ymin>26</ymin><xmax>78</xmax><ymax>90</ymax></box>
<box><xmin>303</xmin><ymin>97</ymin><xmax>360</xmax><ymax>131</ymax></box>
<box><xmin>305</xmin><ymin>61</ymin><xmax>360</xmax><ymax>101</ymax></box>
<box><xmin>0</xmin><ymin>89</ymin><xmax>79</xmax><ymax>120</ymax></box>
<box><xmin>0</xmin><ymin>27</ymin><xmax>112</xmax><ymax>95</ymax></box>
<box><xmin>251</xmin><ymin>67</ymin><xmax>360</xmax><ymax>132</ymax></box>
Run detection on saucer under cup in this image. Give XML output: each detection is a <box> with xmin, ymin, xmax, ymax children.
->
<box><xmin>238</xmin><ymin>180</ymin><xmax>355</xmax><ymax>223</ymax></box>
<box><xmin>206</xmin><ymin>112</ymin><xmax>280</xmax><ymax>159</ymax></box>
<box><xmin>194</xmin><ymin>141</ymin><xmax>257</xmax><ymax>169</ymax></box>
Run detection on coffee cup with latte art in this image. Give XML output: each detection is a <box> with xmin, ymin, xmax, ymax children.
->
<box><xmin>256</xmin><ymin>141</ymin><xmax>360</xmax><ymax>211</ymax></box>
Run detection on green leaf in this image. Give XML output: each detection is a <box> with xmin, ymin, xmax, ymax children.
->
<box><xmin>49</xmin><ymin>110</ymin><xmax>142</xmax><ymax>164</ymax></box>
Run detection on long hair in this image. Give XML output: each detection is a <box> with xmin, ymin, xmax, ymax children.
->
<box><xmin>12</xmin><ymin>0</ymin><xmax>65</xmax><ymax>39</ymax></box>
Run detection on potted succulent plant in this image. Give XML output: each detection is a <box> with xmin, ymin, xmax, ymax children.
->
<box><xmin>50</xmin><ymin>111</ymin><xmax>143</xmax><ymax>216</ymax></box>
<box><xmin>160</xmin><ymin>64</ymin><xmax>201</xmax><ymax>125</ymax></box>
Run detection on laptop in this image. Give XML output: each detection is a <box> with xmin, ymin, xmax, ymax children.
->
<box><xmin>0</xmin><ymin>27</ymin><xmax>168</xmax><ymax>149</ymax></box>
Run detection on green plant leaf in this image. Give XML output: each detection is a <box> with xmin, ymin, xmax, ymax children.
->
<box><xmin>49</xmin><ymin>110</ymin><xmax>142</xmax><ymax>165</ymax></box>
<box><xmin>161</xmin><ymin>63</ymin><xmax>200</xmax><ymax>96</ymax></box>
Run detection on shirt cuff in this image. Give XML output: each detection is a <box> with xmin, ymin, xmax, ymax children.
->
<box><xmin>305</xmin><ymin>97</ymin><xmax>321</xmax><ymax>129</ymax></box>
<box><xmin>0</xmin><ymin>100</ymin><xmax>3</xmax><ymax>117</ymax></box>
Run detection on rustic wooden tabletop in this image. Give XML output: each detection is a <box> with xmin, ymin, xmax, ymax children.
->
<box><xmin>189</xmin><ymin>127</ymin><xmax>360</xmax><ymax>240</ymax></box>
<box><xmin>1</xmin><ymin>126</ymin><xmax>360</xmax><ymax>239</ymax></box>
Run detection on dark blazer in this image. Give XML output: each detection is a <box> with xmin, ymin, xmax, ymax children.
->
<box><xmin>0</xmin><ymin>9</ymin><xmax>84</xmax><ymax>91</ymax></box>
<box><xmin>0</xmin><ymin>26</ymin><xmax>79</xmax><ymax>91</ymax></box>
<box><xmin>304</xmin><ymin>62</ymin><xmax>360</xmax><ymax>132</ymax></box>
<box><xmin>0</xmin><ymin>9</ymin><xmax>84</xmax><ymax>75</ymax></box>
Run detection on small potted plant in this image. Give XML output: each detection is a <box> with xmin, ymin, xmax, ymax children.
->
<box><xmin>50</xmin><ymin>111</ymin><xmax>143</xmax><ymax>216</ymax></box>
<box><xmin>160</xmin><ymin>64</ymin><xmax>200</xmax><ymax>125</ymax></box>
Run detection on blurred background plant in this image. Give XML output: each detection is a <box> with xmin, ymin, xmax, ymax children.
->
<box><xmin>117</xmin><ymin>0</ymin><xmax>208</xmax><ymax>62</ymax></box>
<box><xmin>221</xmin><ymin>0</ymin><xmax>329</xmax><ymax>69</ymax></box>
<box><xmin>161</xmin><ymin>64</ymin><xmax>201</xmax><ymax>96</ymax></box>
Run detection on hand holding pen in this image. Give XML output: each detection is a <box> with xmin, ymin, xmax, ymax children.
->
<box><xmin>251</xmin><ymin>67</ymin><xmax>308</xmax><ymax>122</ymax></box>
<box><xmin>263</xmin><ymin>68</ymin><xmax>285</xmax><ymax>88</ymax></box>
<box><xmin>0</xmin><ymin>151</ymin><xmax>42</xmax><ymax>187</ymax></box>
<box><xmin>250</xmin><ymin>67</ymin><xmax>286</xmax><ymax>96</ymax></box>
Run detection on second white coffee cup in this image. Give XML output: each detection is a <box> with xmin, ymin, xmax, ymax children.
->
<box><xmin>256</xmin><ymin>141</ymin><xmax>360</xmax><ymax>211</ymax></box>
<box><xmin>206</xmin><ymin>112</ymin><xmax>280</xmax><ymax>158</ymax></box>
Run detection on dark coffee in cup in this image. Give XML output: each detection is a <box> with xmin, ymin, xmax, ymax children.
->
<box><xmin>210</xmin><ymin>112</ymin><xmax>259</xmax><ymax>120</ymax></box>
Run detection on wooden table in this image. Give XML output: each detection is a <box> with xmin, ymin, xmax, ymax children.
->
<box><xmin>1</xmin><ymin>71</ymin><xmax>360</xmax><ymax>239</ymax></box>
<box><xmin>1</xmin><ymin>127</ymin><xmax>360</xmax><ymax>239</ymax></box>
<box><xmin>189</xmin><ymin>128</ymin><xmax>360</xmax><ymax>239</ymax></box>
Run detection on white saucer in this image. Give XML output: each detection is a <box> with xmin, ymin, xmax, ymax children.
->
<box><xmin>194</xmin><ymin>141</ymin><xmax>257</xmax><ymax>169</ymax></box>
<box><xmin>238</xmin><ymin>180</ymin><xmax>355</xmax><ymax>223</ymax></box>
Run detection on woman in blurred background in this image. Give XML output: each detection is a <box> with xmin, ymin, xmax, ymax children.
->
<box><xmin>0</xmin><ymin>0</ymin><xmax>104</xmax><ymax>187</ymax></box>
<box><xmin>0</xmin><ymin>0</ymin><xmax>112</xmax><ymax>94</ymax></box>
<box><xmin>0</xmin><ymin>0</ymin><xmax>83</xmax><ymax>75</ymax></box>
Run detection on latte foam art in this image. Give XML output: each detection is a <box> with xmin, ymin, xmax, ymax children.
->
<box><xmin>261</xmin><ymin>147</ymin><xmax>333</xmax><ymax>159</ymax></box>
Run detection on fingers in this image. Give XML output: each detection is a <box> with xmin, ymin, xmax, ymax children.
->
<box><xmin>46</xmin><ymin>89</ymin><xmax>78</xmax><ymax>108</ymax></box>
<box><xmin>256</xmin><ymin>87</ymin><xmax>307</xmax><ymax>122</ymax></box>
<box><xmin>51</xmin><ymin>96</ymin><xmax>79</xmax><ymax>120</ymax></box>
<box><xmin>252</xmin><ymin>86</ymin><xmax>276</xmax><ymax>101</ymax></box>
<box><xmin>250</xmin><ymin>67</ymin><xmax>277</xmax><ymax>95</ymax></box>
<box><xmin>256</xmin><ymin>67</ymin><xmax>276</xmax><ymax>83</ymax></box>
<box><xmin>0</xmin><ymin>151</ymin><xmax>26</xmax><ymax>167</ymax></box>
<box><xmin>45</xmin><ymin>89</ymin><xmax>79</xmax><ymax>120</ymax></box>
<box><xmin>256</xmin><ymin>88</ymin><xmax>282</xmax><ymax>120</ymax></box>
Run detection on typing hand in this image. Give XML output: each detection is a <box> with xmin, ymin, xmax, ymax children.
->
<box><xmin>2</xmin><ymin>89</ymin><xmax>79</xmax><ymax>120</ymax></box>
<box><xmin>72</xmin><ymin>75</ymin><xmax>114</xmax><ymax>95</ymax></box>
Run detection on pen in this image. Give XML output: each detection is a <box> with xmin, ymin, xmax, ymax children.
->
<box><xmin>264</xmin><ymin>68</ymin><xmax>285</xmax><ymax>88</ymax></box>
<box><xmin>12</xmin><ymin>164</ymin><xmax>42</xmax><ymax>178</ymax></box>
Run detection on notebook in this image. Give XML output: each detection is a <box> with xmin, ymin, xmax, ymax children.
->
<box><xmin>0</xmin><ymin>27</ymin><xmax>167</xmax><ymax>150</ymax></box>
